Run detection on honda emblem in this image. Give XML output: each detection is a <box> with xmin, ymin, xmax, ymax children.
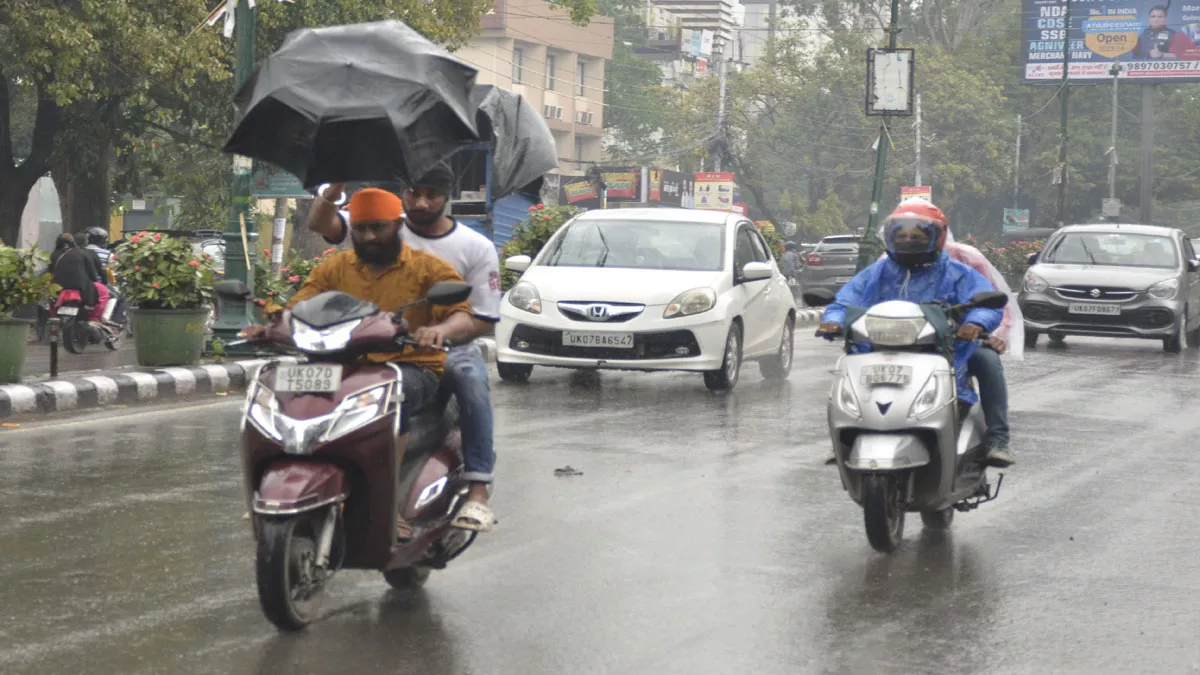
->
<box><xmin>586</xmin><ymin>304</ymin><xmax>610</xmax><ymax>320</ymax></box>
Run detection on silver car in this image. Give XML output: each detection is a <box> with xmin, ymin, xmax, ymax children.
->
<box><xmin>1019</xmin><ymin>224</ymin><xmax>1200</xmax><ymax>353</ymax></box>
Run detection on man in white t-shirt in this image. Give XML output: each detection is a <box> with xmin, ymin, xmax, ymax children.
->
<box><xmin>307</xmin><ymin>165</ymin><xmax>501</xmax><ymax>532</ymax></box>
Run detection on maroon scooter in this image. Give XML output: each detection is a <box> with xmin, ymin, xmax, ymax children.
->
<box><xmin>215</xmin><ymin>279</ymin><xmax>479</xmax><ymax>631</ymax></box>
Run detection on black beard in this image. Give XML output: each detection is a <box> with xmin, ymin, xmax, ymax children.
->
<box><xmin>354</xmin><ymin>234</ymin><xmax>402</xmax><ymax>266</ymax></box>
<box><xmin>405</xmin><ymin>210</ymin><xmax>439</xmax><ymax>228</ymax></box>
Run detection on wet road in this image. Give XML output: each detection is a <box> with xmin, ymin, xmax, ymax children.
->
<box><xmin>4</xmin><ymin>336</ymin><xmax>1200</xmax><ymax>674</ymax></box>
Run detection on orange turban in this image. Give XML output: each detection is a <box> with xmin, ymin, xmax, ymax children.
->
<box><xmin>347</xmin><ymin>188</ymin><xmax>403</xmax><ymax>223</ymax></box>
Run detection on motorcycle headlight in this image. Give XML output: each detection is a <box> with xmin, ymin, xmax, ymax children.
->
<box><xmin>1148</xmin><ymin>278</ymin><xmax>1179</xmax><ymax>300</ymax></box>
<box><xmin>508</xmin><ymin>281</ymin><xmax>542</xmax><ymax>314</ymax></box>
<box><xmin>862</xmin><ymin>316</ymin><xmax>926</xmax><ymax>346</ymax></box>
<box><xmin>321</xmin><ymin>385</ymin><xmax>389</xmax><ymax>442</ymax></box>
<box><xmin>908</xmin><ymin>372</ymin><xmax>945</xmax><ymax>419</ymax></box>
<box><xmin>1024</xmin><ymin>272</ymin><xmax>1049</xmax><ymax>293</ymax></box>
<box><xmin>247</xmin><ymin>385</ymin><xmax>283</xmax><ymax>441</ymax></box>
<box><xmin>834</xmin><ymin>371</ymin><xmax>860</xmax><ymax>417</ymax></box>
<box><xmin>292</xmin><ymin>318</ymin><xmax>362</xmax><ymax>353</ymax></box>
<box><xmin>664</xmin><ymin>287</ymin><xmax>717</xmax><ymax>318</ymax></box>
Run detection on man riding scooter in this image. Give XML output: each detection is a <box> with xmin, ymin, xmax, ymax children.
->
<box><xmin>84</xmin><ymin>227</ymin><xmax>127</xmax><ymax>324</ymax></box>
<box><xmin>817</xmin><ymin>201</ymin><xmax>1012</xmax><ymax>467</ymax></box>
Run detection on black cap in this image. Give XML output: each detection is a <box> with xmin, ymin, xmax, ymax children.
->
<box><xmin>412</xmin><ymin>163</ymin><xmax>456</xmax><ymax>197</ymax></box>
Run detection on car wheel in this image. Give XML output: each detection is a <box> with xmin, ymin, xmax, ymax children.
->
<box><xmin>497</xmin><ymin>362</ymin><xmax>533</xmax><ymax>383</ymax></box>
<box><xmin>760</xmin><ymin>315</ymin><xmax>795</xmax><ymax>381</ymax></box>
<box><xmin>1186</xmin><ymin>313</ymin><xmax>1200</xmax><ymax>349</ymax></box>
<box><xmin>1164</xmin><ymin>327</ymin><xmax>1183</xmax><ymax>354</ymax></box>
<box><xmin>704</xmin><ymin>323</ymin><xmax>743</xmax><ymax>392</ymax></box>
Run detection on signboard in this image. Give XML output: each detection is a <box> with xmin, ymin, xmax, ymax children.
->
<box><xmin>901</xmin><ymin>185</ymin><xmax>932</xmax><ymax>201</ymax></box>
<box><xmin>601</xmin><ymin>169</ymin><xmax>640</xmax><ymax>200</ymax></box>
<box><xmin>866</xmin><ymin>48</ymin><xmax>915</xmax><ymax>115</ymax></box>
<box><xmin>732</xmin><ymin>203</ymin><xmax>749</xmax><ymax>215</ymax></box>
<box><xmin>251</xmin><ymin>162</ymin><xmax>307</xmax><ymax>198</ymax></box>
<box><xmin>755</xmin><ymin>220</ymin><xmax>775</xmax><ymax>234</ymax></box>
<box><xmin>562</xmin><ymin>179</ymin><xmax>599</xmax><ymax>204</ymax></box>
<box><xmin>1022</xmin><ymin>0</ymin><xmax>1200</xmax><ymax>82</ymax></box>
<box><xmin>1102</xmin><ymin>197</ymin><xmax>1122</xmax><ymax>216</ymax></box>
<box><xmin>1003</xmin><ymin>208</ymin><xmax>1031</xmax><ymax>232</ymax></box>
<box><xmin>694</xmin><ymin>172</ymin><xmax>735</xmax><ymax>211</ymax></box>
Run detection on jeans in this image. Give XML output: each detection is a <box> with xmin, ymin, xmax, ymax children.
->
<box><xmin>398</xmin><ymin>364</ymin><xmax>438</xmax><ymax>429</ymax></box>
<box><xmin>967</xmin><ymin>346</ymin><xmax>1009</xmax><ymax>446</ymax></box>
<box><xmin>443</xmin><ymin>343</ymin><xmax>495</xmax><ymax>484</ymax></box>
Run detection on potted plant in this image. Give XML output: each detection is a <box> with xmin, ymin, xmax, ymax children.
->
<box><xmin>0</xmin><ymin>245</ymin><xmax>59</xmax><ymax>382</ymax></box>
<box><xmin>112</xmin><ymin>231</ymin><xmax>216</xmax><ymax>366</ymax></box>
<box><xmin>499</xmin><ymin>204</ymin><xmax>582</xmax><ymax>291</ymax></box>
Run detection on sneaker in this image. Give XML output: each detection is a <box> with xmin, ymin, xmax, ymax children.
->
<box><xmin>985</xmin><ymin>443</ymin><xmax>1016</xmax><ymax>468</ymax></box>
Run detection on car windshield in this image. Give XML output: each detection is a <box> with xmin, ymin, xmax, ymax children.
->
<box><xmin>1042</xmin><ymin>232</ymin><xmax>1178</xmax><ymax>269</ymax></box>
<box><xmin>540</xmin><ymin>220</ymin><xmax>724</xmax><ymax>271</ymax></box>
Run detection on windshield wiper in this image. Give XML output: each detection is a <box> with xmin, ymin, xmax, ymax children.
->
<box><xmin>1079</xmin><ymin>239</ymin><xmax>1098</xmax><ymax>264</ymax></box>
<box><xmin>596</xmin><ymin>226</ymin><xmax>610</xmax><ymax>267</ymax></box>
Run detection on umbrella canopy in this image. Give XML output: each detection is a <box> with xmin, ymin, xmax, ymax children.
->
<box><xmin>223</xmin><ymin>20</ymin><xmax>481</xmax><ymax>189</ymax></box>
<box><xmin>470</xmin><ymin>85</ymin><xmax>559</xmax><ymax>200</ymax></box>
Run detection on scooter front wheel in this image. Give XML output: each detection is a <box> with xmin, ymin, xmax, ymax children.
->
<box><xmin>383</xmin><ymin>566</ymin><xmax>431</xmax><ymax>590</ymax></box>
<box><xmin>862</xmin><ymin>474</ymin><xmax>905</xmax><ymax>553</ymax></box>
<box><xmin>920</xmin><ymin>507</ymin><xmax>955</xmax><ymax>529</ymax></box>
<box><xmin>255</xmin><ymin>516</ymin><xmax>327</xmax><ymax>631</ymax></box>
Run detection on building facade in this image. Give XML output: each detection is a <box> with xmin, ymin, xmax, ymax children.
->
<box><xmin>651</xmin><ymin>0</ymin><xmax>740</xmax><ymax>56</ymax></box>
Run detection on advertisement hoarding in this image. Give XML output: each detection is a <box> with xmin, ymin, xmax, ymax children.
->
<box><xmin>1003</xmin><ymin>208</ymin><xmax>1031</xmax><ymax>232</ymax></box>
<box><xmin>1022</xmin><ymin>0</ymin><xmax>1200</xmax><ymax>82</ymax></box>
<box><xmin>251</xmin><ymin>162</ymin><xmax>308</xmax><ymax>198</ymax></box>
<box><xmin>562</xmin><ymin>178</ymin><xmax>599</xmax><ymax>204</ymax></box>
<box><xmin>693</xmin><ymin>172</ymin><xmax>736</xmax><ymax>211</ymax></box>
<box><xmin>601</xmin><ymin>169</ymin><xmax>640</xmax><ymax>200</ymax></box>
<box><xmin>900</xmin><ymin>186</ymin><xmax>932</xmax><ymax>201</ymax></box>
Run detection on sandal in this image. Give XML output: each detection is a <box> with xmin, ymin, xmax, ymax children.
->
<box><xmin>451</xmin><ymin>500</ymin><xmax>495</xmax><ymax>532</ymax></box>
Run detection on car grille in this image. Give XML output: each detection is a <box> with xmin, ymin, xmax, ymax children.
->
<box><xmin>1023</xmin><ymin>301</ymin><xmax>1174</xmax><ymax>329</ymax></box>
<box><xmin>509</xmin><ymin>324</ymin><xmax>701</xmax><ymax>359</ymax></box>
<box><xmin>1052</xmin><ymin>285</ymin><xmax>1139</xmax><ymax>302</ymax></box>
<box><xmin>556</xmin><ymin>301</ymin><xmax>645</xmax><ymax>323</ymax></box>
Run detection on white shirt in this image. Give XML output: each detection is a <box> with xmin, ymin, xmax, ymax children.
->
<box><xmin>336</xmin><ymin>211</ymin><xmax>501</xmax><ymax>322</ymax></box>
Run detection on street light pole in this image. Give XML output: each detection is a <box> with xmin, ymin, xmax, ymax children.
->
<box><xmin>1107</xmin><ymin>62</ymin><xmax>1122</xmax><ymax>205</ymax></box>
<box><xmin>1054</xmin><ymin>0</ymin><xmax>1071</xmax><ymax>228</ymax></box>
<box><xmin>858</xmin><ymin>0</ymin><xmax>902</xmax><ymax>272</ymax></box>
<box><xmin>213</xmin><ymin>0</ymin><xmax>259</xmax><ymax>346</ymax></box>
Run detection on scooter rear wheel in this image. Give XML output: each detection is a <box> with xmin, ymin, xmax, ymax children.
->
<box><xmin>383</xmin><ymin>566</ymin><xmax>431</xmax><ymax>590</ymax></box>
<box><xmin>62</xmin><ymin>317</ymin><xmax>88</xmax><ymax>354</ymax></box>
<box><xmin>862</xmin><ymin>474</ymin><xmax>905</xmax><ymax>553</ymax></box>
<box><xmin>256</xmin><ymin>517</ymin><xmax>326</xmax><ymax>631</ymax></box>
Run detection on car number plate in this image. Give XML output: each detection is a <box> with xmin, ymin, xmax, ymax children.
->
<box><xmin>57</xmin><ymin>306</ymin><xmax>79</xmax><ymax>316</ymax></box>
<box><xmin>860</xmin><ymin>365</ymin><xmax>912</xmax><ymax>386</ymax></box>
<box><xmin>274</xmin><ymin>364</ymin><xmax>343</xmax><ymax>393</ymax></box>
<box><xmin>562</xmin><ymin>331</ymin><xmax>635</xmax><ymax>348</ymax></box>
<box><xmin>1068</xmin><ymin>303</ymin><xmax>1121</xmax><ymax>316</ymax></box>
<box><xmin>835</xmin><ymin>276</ymin><xmax>854</xmax><ymax>283</ymax></box>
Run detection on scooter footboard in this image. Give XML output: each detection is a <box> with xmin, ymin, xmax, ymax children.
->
<box><xmin>847</xmin><ymin>433</ymin><xmax>931</xmax><ymax>471</ymax></box>
<box><xmin>254</xmin><ymin>460</ymin><xmax>348</xmax><ymax>515</ymax></box>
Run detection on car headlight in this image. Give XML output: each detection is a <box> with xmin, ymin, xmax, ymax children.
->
<box><xmin>862</xmin><ymin>316</ymin><xmax>926</xmax><ymax>346</ymax></box>
<box><xmin>248</xmin><ymin>385</ymin><xmax>283</xmax><ymax>441</ymax></box>
<box><xmin>508</xmin><ymin>281</ymin><xmax>542</xmax><ymax>314</ymax></box>
<box><xmin>664</xmin><ymin>287</ymin><xmax>717</xmax><ymax>318</ymax></box>
<box><xmin>1148</xmin><ymin>278</ymin><xmax>1179</xmax><ymax>300</ymax></box>
<box><xmin>834</xmin><ymin>371</ymin><xmax>860</xmax><ymax>417</ymax></box>
<box><xmin>1024</xmin><ymin>272</ymin><xmax>1048</xmax><ymax>293</ymax></box>
<box><xmin>292</xmin><ymin>318</ymin><xmax>362</xmax><ymax>353</ymax></box>
<box><xmin>908</xmin><ymin>373</ymin><xmax>944</xmax><ymax>419</ymax></box>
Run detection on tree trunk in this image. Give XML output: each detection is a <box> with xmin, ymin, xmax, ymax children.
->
<box><xmin>0</xmin><ymin>74</ymin><xmax>60</xmax><ymax>247</ymax></box>
<box><xmin>51</xmin><ymin>99</ymin><xmax>120</xmax><ymax>237</ymax></box>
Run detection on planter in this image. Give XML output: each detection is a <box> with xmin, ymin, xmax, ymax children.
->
<box><xmin>0</xmin><ymin>319</ymin><xmax>35</xmax><ymax>383</ymax></box>
<box><xmin>130</xmin><ymin>308</ymin><xmax>209</xmax><ymax>367</ymax></box>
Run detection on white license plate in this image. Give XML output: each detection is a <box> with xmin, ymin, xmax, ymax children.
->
<box><xmin>835</xmin><ymin>276</ymin><xmax>854</xmax><ymax>283</ymax></box>
<box><xmin>562</xmin><ymin>331</ymin><xmax>635</xmax><ymax>348</ymax></box>
<box><xmin>1068</xmin><ymin>303</ymin><xmax>1121</xmax><ymax>316</ymax></box>
<box><xmin>57</xmin><ymin>306</ymin><xmax>79</xmax><ymax>316</ymax></box>
<box><xmin>861</xmin><ymin>364</ymin><xmax>913</xmax><ymax>386</ymax></box>
<box><xmin>274</xmin><ymin>364</ymin><xmax>343</xmax><ymax>393</ymax></box>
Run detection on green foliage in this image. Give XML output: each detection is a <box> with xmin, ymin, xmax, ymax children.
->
<box><xmin>0</xmin><ymin>245</ymin><xmax>59</xmax><ymax>319</ymax></box>
<box><xmin>499</xmin><ymin>204</ymin><xmax>582</xmax><ymax>290</ymax></box>
<box><xmin>111</xmin><ymin>231</ymin><xmax>215</xmax><ymax>309</ymax></box>
<box><xmin>252</xmin><ymin>246</ymin><xmax>337</xmax><ymax>305</ymax></box>
<box><xmin>757</xmin><ymin>225</ymin><xmax>785</xmax><ymax>263</ymax></box>
<box><xmin>961</xmin><ymin>236</ymin><xmax>1047</xmax><ymax>284</ymax></box>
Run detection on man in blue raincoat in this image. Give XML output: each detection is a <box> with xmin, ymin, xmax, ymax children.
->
<box><xmin>816</xmin><ymin>200</ymin><xmax>1013</xmax><ymax>467</ymax></box>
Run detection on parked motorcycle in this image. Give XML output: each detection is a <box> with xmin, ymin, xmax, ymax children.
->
<box><xmin>214</xmin><ymin>279</ymin><xmax>478</xmax><ymax>631</ymax></box>
<box><xmin>803</xmin><ymin>288</ymin><xmax>1009</xmax><ymax>553</ymax></box>
<box><xmin>52</xmin><ymin>289</ymin><xmax>125</xmax><ymax>354</ymax></box>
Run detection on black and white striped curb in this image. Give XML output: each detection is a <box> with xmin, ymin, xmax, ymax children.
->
<box><xmin>795</xmin><ymin>309</ymin><xmax>823</xmax><ymax>324</ymax></box>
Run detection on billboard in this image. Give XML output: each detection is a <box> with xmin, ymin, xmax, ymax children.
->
<box><xmin>694</xmin><ymin>172</ymin><xmax>736</xmax><ymax>211</ymax></box>
<box><xmin>1022</xmin><ymin>0</ymin><xmax>1200</xmax><ymax>82</ymax></box>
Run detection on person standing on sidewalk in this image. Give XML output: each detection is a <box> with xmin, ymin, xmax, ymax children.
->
<box><xmin>306</xmin><ymin>166</ymin><xmax>501</xmax><ymax>532</ymax></box>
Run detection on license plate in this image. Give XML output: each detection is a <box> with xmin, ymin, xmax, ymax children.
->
<box><xmin>562</xmin><ymin>331</ymin><xmax>635</xmax><ymax>348</ymax></box>
<box><xmin>274</xmin><ymin>364</ymin><xmax>343</xmax><ymax>393</ymax></box>
<box><xmin>1068</xmin><ymin>303</ymin><xmax>1121</xmax><ymax>316</ymax></box>
<box><xmin>861</xmin><ymin>364</ymin><xmax>913</xmax><ymax>386</ymax></box>
<box><xmin>835</xmin><ymin>276</ymin><xmax>854</xmax><ymax>283</ymax></box>
<box><xmin>57</xmin><ymin>306</ymin><xmax>79</xmax><ymax>316</ymax></box>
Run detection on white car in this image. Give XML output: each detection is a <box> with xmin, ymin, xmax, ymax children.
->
<box><xmin>495</xmin><ymin>208</ymin><xmax>796</xmax><ymax>391</ymax></box>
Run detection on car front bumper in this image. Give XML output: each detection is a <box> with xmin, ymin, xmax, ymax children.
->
<box><xmin>1019</xmin><ymin>290</ymin><xmax>1182</xmax><ymax>339</ymax></box>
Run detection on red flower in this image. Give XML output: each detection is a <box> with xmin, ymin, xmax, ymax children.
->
<box><xmin>138</xmin><ymin>231</ymin><xmax>149</xmax><ymax>237</ymax></box>
<box><xmin>267</xmin><ymin>291</ymin><xmax>276</xmax><ymax>296</ymax></box>
<box><xmin>130</xmin><ymin>236</ymin><xmax>141</xmax><ymax>244</ymax></box>
<box><xmin>528</xmin><ymin>205</ymin><xmax>538</xmax><ymax>213</ymax></box>
<box><xmin>134</xmin><ymin>265</ymin><xmax>141</xmax><ymax>271</ymax></box>
<box><xmin>288</xmin><ymin>275</ymin><xmax>300</xmax><ymax>283</ymax></box>
<box><xmin>152</xmin><ymin>282</ymin><xmax>161</xmax><ymax>289</ymax></box>
<box><xmin>535</xmin><ymin>204</ymin><xmax>545</xmax><ymax>210</ymax></box>
<box><xmin>152</xmin><ymin>233</ymin><xmax>162</xmax><ymax>242</ymax></box>
<box><xmin>188</xmin><ymin>260</ymin><xmax>201</xmax><ymax>267</ymax></box>
<box><xmin>262</xmin><ymin>249</ymin><xmax>269</xmax><ymax>256</ymax></box>
<box><xmin>322</xmin><ymin>247</ymin><xmax>336</xmax><ymax>255</ymax></box>
<box><xmin>280</xmin><ymin>266</ymin><xmax>289</xmax><ymax>273</ymax></box>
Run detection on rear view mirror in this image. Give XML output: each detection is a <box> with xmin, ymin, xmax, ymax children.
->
<box><xmin>970</xmin><ymin>291</ymin><xmax>1009</xmax><ymax>309</ymax></box>
<box><xmin>741</xmin><ymin>261</ymin><xmax>773</xmax><ymax>282</ymax></box>
<box><xmin>802</xmin><ymin>288</ymin><xmax>837</xmax><ymax>307</ymax></box>
<box><xmin>426</xmin><ymin>281</ymin><xmax>471</xmax><ymax>306</ymax></box>
<box><xmin>505</xmin><ymin>255</ymin><xmax>532</xmax><ymax>272</ymax></box>
<box><xmin>213</xmin><ymin>279</ymin><xmax>252</xmax><ymax>299</ymax></box>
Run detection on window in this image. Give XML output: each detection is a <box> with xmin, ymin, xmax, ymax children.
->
<box><xmin>512</xmin><ymin>47</ymin><xmax>524</xmax><ymax>84</ymax></box>
<box><xmin>747</xmin><ymin>227</ymin><xmax>772</xmax><ymax>263</ymax></box>
<box><xmin>735</xmin><ymin>230</ymin><xmax>758</xmax><ymax>272</ymax></box>
<box><xmin>576</xmin><ymin>59</ymin><xmax>586</xmax><ymax>96</ymax></box>
<box><xmin>545</xmin><ymin>54</ymin><xmax>556</xmax><ymax>90</ymax></box>
<box><xmin>574</xmin><ymin>136</ymin><xmax>584</xmax><ymax>161</ymax></box>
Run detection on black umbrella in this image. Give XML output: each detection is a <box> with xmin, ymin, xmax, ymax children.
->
<box><xmin>223</xmin><ymin>20</ymin><xmax>481</xmax><ymax>189</ymax></box>
<box><xmin>469</xmin><ymin>85</ymin><xmax>559</xmax><ymax>200</ymax></box>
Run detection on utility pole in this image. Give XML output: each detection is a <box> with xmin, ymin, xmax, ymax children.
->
<box><xmin>767</xmin><ymin>0</ymin><xmax>778</xmax><ymax>59</ymax></box>
<box><xmin>212</xmin><ymin>0</ymin><xmax>259</xmax><ymax>346</ymax></box>
<box><xmin>1106</xmin><ymin>62</ymin><xmax>1122</xmax><ymax>208</ymax></box>
<box><xmin>270</xmin><ymin>198</ymin><xmax>288</xmax><ymax>275</ymax></box>
<box><xmin>859</xmin><ymin>0</ymin><xmax>902</xmax><ymax>271</ymax></box>
<box><xmin>714</xmin><ymin>54</ymin><xmax>727</xmax><ymax>172</ymax></box>
<box><xmin>1012</xmin><ymin>113</ymin><xmax>1022</xmax><ymax>205</ymax></box>
<box><xmin>1054</xmin><ymin>0</ymin><xmax>1071</xmax><ymax>228</ymax></box>
<box><xmin>914</xmin><ymin>93</ymin><xmax>922</xmax><ymax>186</ymax></box>
<box><xmin>1139</xmin><ymin>84</ymin><xmax>1155</xmax><ymax>223</ymax></box>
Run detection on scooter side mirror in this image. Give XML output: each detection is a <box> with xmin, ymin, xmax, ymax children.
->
<box><xmin>802</xmin><ymin>288</ymin><xmax>837</xmax><ymax>307</ymax></box>
<box><xmin>970</xmin><ymin>291</ymin><xmax>1009</xmax><ymax>310</ymax></box>
<box><xmin>426</xmin><ymin>281</ymin><xmax>472</xmax><ymax>306</ymax></box>
<box><xmin>214</xmin><ymin>279</ymin><xmax>252</xmax><ymax>300</ymax></box>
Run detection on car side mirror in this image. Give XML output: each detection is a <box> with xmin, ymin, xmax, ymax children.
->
<box><xmin>213</xmin><ymin>279</ymin><xmax>252</xmax><ymax>300</ymax></box>
<box><xmin>1188</xmin><ymin>258</ymin><xmax>1199</xmax><ymax>273</ymax></box>
<box><xmin>426</xmin><ymin>281</ymin><xmax>472</xmax><ymax>306</ymax></box>
<box><xmin>1027</xmin><ymin>252</ymin><xmax>1040</xmax><ymax>265</ymax></box>
<box><xmin>970</xmin><ymin>291</ymin><xmax>1009</xmax><ymax>309</ymax></box>
<box><xmin>740</xmin><ymin>261</ymin><xmax>773</xmax><ymax>282</ymax></box>
<box><xmin>802</xmin><ymin>288</ymin><xmax>837</xmax><ymax>307</ymax></box>
<box><xmin>505</xmin><ymin>255</ymin><xmax>532</xmax><ymax>273</ymax></box>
